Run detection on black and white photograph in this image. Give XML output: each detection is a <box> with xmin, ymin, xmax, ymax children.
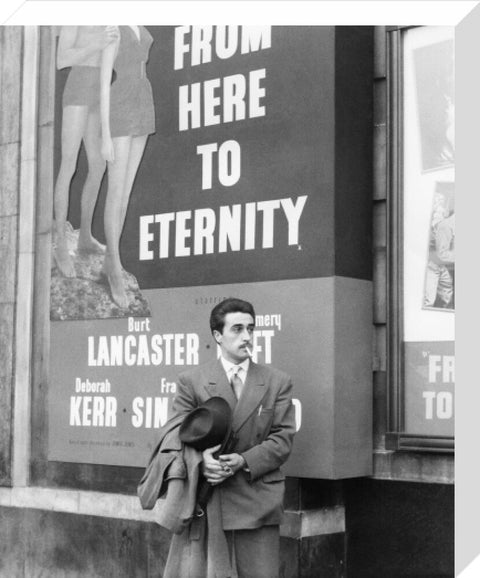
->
<box><xmin>0</xmin><ymin>2</ymin><xmax>473</xmax><ymax>577</ymax></box>
<box><xmin>414</xmin><ymin>38</ymin><xmax>454</xmax><ymax>172</ymax></box>
<box><xmin>423</xmin><ymin>182</ymin><xmax>455</xmax><ymax>311</ymax></box>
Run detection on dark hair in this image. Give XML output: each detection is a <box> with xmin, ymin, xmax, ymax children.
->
<box><xmin>210</xmin><ymin>297</ymin><xmax>256</xmax><ymax>335</ymax></box>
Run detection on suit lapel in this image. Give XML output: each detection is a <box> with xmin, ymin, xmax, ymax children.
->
<box><xmin>231</xmin><ymin>362</ymin><xmax>266</xmax><ymax>432</ymax></box>
<box><xmin>203</xmin><ymin>359</ymin><xmax>237</xmax><ymax>411</ymax></box>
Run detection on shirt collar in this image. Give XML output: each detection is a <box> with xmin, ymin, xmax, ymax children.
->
<box><xmin>220</xmin><ymin>355</ymin><xmax>250</xmax><ymax>377</ymax></box>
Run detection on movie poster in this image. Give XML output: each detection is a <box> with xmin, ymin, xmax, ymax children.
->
<box><xmin>402</xmin><ymin>26</ymin><xmax>454</xmax><ymax>437</ymax></box>
<box><xmin>48</xmin><ymin>26</ymin><xmax>372</xmax><ymax>476</ymax></box>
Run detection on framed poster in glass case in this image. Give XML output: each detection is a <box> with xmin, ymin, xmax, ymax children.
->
<box><xmin>387</xmin><ymin>26</ymin><xmax>454</xmax><ymax>452</ymax></box>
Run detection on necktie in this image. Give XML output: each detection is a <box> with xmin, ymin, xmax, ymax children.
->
<box><xmin>230</xmin><ymin>366</ymin><xmax>243</xmax><ymax>400</ymax></box>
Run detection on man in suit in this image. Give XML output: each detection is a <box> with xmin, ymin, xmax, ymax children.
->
<box><xmin>172</xmin><ymin>297</ymin><xmax>296</xmax><ymax>578</ymax></box>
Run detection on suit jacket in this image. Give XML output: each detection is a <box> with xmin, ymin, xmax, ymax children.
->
<box><xmin>172</xmin><ymin>358</ymin><xmax>296</xmax><ymax>531</ymax></box>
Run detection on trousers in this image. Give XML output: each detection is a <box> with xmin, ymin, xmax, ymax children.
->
<box><xmin>225</xmin><ymin>525</ymin><xmax>280</xmax><ymax>578</ymax></box>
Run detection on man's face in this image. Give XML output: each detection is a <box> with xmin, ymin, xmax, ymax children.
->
<box><xmin>214</xmin><ymin>312</ymin><xmax>255</xmax><ymax>364</ymax></box>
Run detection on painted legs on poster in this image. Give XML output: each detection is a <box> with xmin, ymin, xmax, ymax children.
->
<box><xmin>54</xmin><ymin>105</ymin><xmax>106</xmax><ymax>278</ymax></box>
<box><xmin>103</xmin><ymin>134</ymin><xmax>148</xmax><ymax>308</ymax></box>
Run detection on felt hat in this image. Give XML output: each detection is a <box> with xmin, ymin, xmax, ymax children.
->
<box><xmin>179</xmin><ymin>397</ymin><xmax>232</xmax><ymax>452</ymax></box>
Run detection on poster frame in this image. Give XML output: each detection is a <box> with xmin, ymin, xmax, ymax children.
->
<box><xmin>386</xmin><ymin>26</ymin><xmax>454</xmax><ymax>453</ymax></box>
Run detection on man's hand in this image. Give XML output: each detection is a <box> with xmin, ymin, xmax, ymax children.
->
<box><xmin>218</xmin><ymin>453</ymin><xmax>246</xmax><ymax>475</ymax></box>
<box><xmin>202</xmin><ymin>444</ymin><xmax>232</xmax><ymax>486</ymax></box>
